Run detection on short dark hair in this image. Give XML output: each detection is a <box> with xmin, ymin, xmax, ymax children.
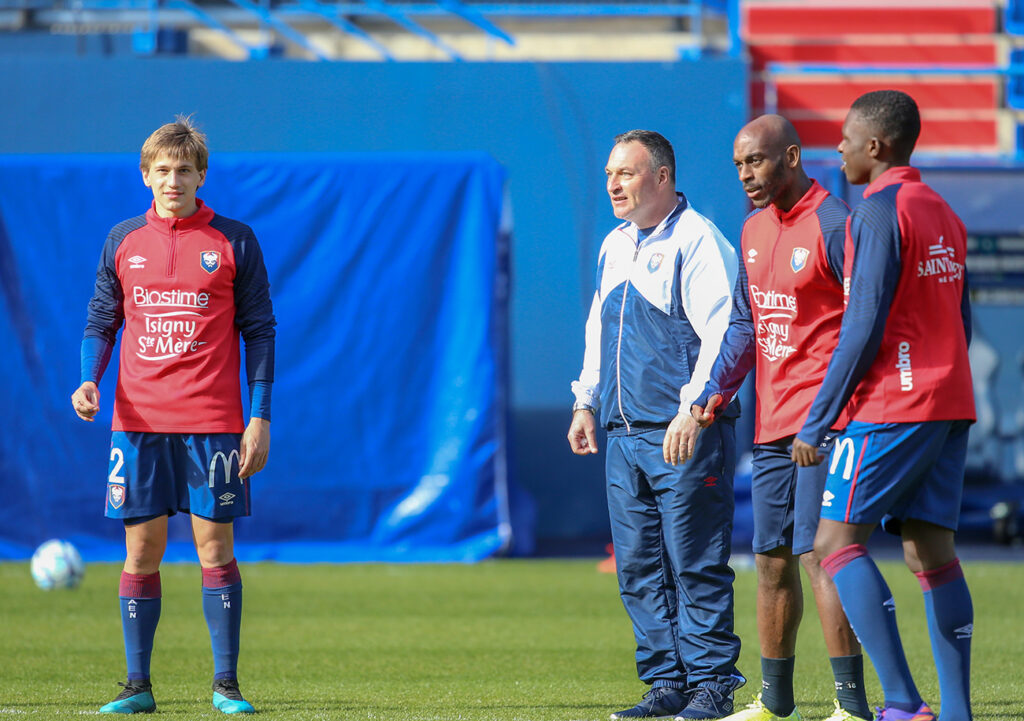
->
<box><xmin>614</xmin><ymin>129</ymin><xmax>675</xmax><ymax>182</ymax></box>
<box><xmin>849</xmin><ymin>90</ymin><xmax>921</xmax><ymax>158</ymax></box>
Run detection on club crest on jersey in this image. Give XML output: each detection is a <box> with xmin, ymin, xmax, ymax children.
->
<box><xmin>647</xmin><ymin>253</ymin><xmax>664</xmax><ymax>272</ymax></box>
<box><xmin>790</xmin><ymin>247</ymin><xmax>809</xmax><ymax>273</ymax></box>
<box><xmin>200</xmin><ymin>250</ymin><xmax>221</xmax><ymax>274</ymax></box>
<box><xmin>108</xmin><ymin>483</ymin><xmax>125</xmax><ymax>510</ymax></box>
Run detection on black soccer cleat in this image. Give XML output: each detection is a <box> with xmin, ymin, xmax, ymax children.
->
<box><xmin>99</xmin><ymin>679</ymin><xmax>156</xmax><ymax>714</ymax></box>
<box><xmin>212</xmin><ymin>678</ymin><xmax>255</xmax><ymax>715</ymax></box>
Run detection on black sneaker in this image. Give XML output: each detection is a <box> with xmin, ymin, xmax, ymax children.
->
<box><xmin>675</xmin><ymin>687</ymin><xmax>734</xmax><ymax>719</ymax></box>
<box><xmin>611</xmin><ymin>686</ymin><xmax>691</xmax><ymax>719</ymax></box>
<box><xmin>212</xmin><ymin>678</ymin><xmax>255</xmax><ymax>715</ymax></box>
<box><xmin>99</xmin><ymin>680</ymin><xmax>156</xmax><ymax>714</ymax></box>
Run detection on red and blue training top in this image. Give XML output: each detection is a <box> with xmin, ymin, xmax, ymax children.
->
<box><xmin>798</xmin><ymin>166</ymin><xmax>975</xmax><ymax>447</ymax></box>
<box><xmin>82</xmin><ymin>199</ymin><xmax>276</xmax><ymax>433</ymax></box>
<box><xmin>697</xmin><ymin>180</ymin><xmax>849</xmax><ymax>443</ymax></box>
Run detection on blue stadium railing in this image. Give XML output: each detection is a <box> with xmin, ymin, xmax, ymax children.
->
<box><xmin>7</xmin><ymin>0</ymin><xmax>741</xmax><ymax>61</ymax></box>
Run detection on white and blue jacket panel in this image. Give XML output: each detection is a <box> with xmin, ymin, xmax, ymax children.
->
<box><xmin>573</xmin><ymin>197</ymin><xmax>739</xmax><ymax>433</ymax></box>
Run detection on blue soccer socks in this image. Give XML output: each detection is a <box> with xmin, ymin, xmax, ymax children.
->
<box><xmin>821</xmin><ymin>545</ymin><xmax>922</xmax><ymax>714</ymax></box>
<box><xmin>915</xmin><ymin>559</ymin><xmax>973</xmax><ymax>721</ymax></box>
<box><xmin>202</xmin><ymin>559</ymin><xmax>243</xmax><ymax>681</ymax></box>
<box><xmin>119</xmin><ymin>571</ymin><xmax>162</xmax><ymax>682</ymax></box>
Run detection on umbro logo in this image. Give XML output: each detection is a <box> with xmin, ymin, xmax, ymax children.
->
<box><xmin>884</xmin><ymin>596</ymin><xmax>896</xmax><ymax>612</ymax></box>
<box><xmin>955</xmin><ymin>623</ymin><xmax>973</xmax><ymax>639</ymax></box>
<box><xmin>218</xmin><ymin>492</ymin><xmax>236</xmax><ymax>506</ymax></box>
<box><xmin>747</xmin><ymin>249</ymin><xmax>758</xmax><ymax>263</ymax></box>
<box><xmin>128</xmin><ymin>255</ymin><xmax>147</xmax><ymax>269</ymax></box>
<box><xmin>822</xmin><ymin>490</ymin><xmax>835</xmax><ymax>507</ymax></box>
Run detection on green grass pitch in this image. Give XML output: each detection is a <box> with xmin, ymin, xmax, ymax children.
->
<box><xmin>1</xmin><ymin>558</ymin><xmax>1022</xmax><ymax>719</ymax></box>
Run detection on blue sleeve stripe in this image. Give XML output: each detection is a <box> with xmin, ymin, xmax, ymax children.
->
<box><xmin>83</xmin><ymin>215</ymin><xmax>145</xmax><ymax>346</ymax></box>
<box><xmin>700</xmin><ymin>248</ymin><xmax>755</xmax><ymax>410</ymax></box>
<box><xmin>815</xmin><ymin>196</ymin><xmax>849</xmax><ymax>285</ymax></box>
<box><xmin>799</xmin><ymin>188</ymin><xmax>902</xmax><ymax>445</ymax></box>
<box><xmin>248</xmin><ymin>380</ymin><xmax>272</xmax><ymax>421</ymax></box>
<box><xmin>80</xmin><ymin>334</ymin><xmax>113</xmax><ymax>385</ymax></box>
<box><xmin>209</xmin><ymin>214</ymin><xmax>276</xmax><ymax>388</ymax></box>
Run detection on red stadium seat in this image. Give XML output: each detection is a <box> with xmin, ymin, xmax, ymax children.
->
<box><xmin>744</xmin><ymin>0</ymin><xmax>1003</xmax><ymax>152</ymax></box>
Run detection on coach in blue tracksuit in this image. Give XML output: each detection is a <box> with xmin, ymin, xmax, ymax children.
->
<box><xmin>569</xmin><ymin>130</ymin><xmax>745</xmax><ymax>721</ymax></box>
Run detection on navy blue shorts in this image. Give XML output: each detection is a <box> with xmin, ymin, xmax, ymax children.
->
<box><xmin>106</xmin><ymin>432</ymin><xmax>251</xmax><ymax>522</ymax></box>
<box><xmin>822</xmin><ymin>420</ymin><xmax>969</xmax><ymax>533</ymax></box>
<box><xmin>750</xmin><ymin>435</ymin><xmax>833</xmax><ymax>555</ymax></box>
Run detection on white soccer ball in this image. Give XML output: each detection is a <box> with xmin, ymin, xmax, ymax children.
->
<box><xmin>30</xmin><ymin>539</ymin><xmax>85</xmax><ymax>590</ymax></box>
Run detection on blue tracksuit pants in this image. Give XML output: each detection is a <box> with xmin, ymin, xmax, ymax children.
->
<box><xmin>606</xmin><ymin>421</ymin><xmax>743</xmax><ymax>694</ymax></box>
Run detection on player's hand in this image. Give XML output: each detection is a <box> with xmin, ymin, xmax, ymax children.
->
<box><xmin>71</xmin><ymin>381</ymin><xmax>100</xmax><ymax>422</ymax></box>
<box><xmin>238</xmin><ymin>417</ymin><xmax>271</xmax><ymax>478</ymax></box>
<box><xmin>691</xmin><ymin>393</ymin><xmax>723</xmax><ymax>428</ymax></box>
<box><xmin>791</xmin><ymin>437</ymin><xmax>825</xmax><ymax>467</ymax></box>
<box><xmin>664</xmin><ymin>411</ymin><xmax>700</xmax><ymax>465</ymax></box>
<box><xmin>568</xmin><ymin>410</ymin><xmax>599</xmax><ymax>455</ymax></box>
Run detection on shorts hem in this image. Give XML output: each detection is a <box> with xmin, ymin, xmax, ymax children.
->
<box><xmin>751</xmin><ymin>537</ymin><xmax>789</xmax><ymax>555</ymax></box>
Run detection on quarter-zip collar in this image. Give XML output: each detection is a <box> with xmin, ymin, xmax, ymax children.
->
<box><xmin>864</xmin><ymin>166</ymin><xmax>920</xmax><ymax>199</ymax></box>
<box><xmin>768</xmin><ymin>180</ymin><xmax>828</xmax><ymax>227</ymax></box>
<box><xmin>145</xmin><ymin>198</ymin><xmax>215</xmax><ymax>236</ymax></box>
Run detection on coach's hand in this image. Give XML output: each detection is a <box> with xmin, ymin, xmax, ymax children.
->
<box><xmin>239</xmin><ymin>417</ymin><xmax>271</xmax><ymax>478</ymax></box>
<box><xmin>791</xmin><ymin>437</ymin><xmax>824</xmax><ymax>467</ymax></box>
<box><xmin>691</xmin><ymin>394</ymin><xmax>723</xmax><ymax>428</ymax></box>
<box><xmin>568</xmin><ymin>409</ymin><xmax>599</xmax><ymax>455</ymax></box>
<box><xmin>664</xmin><ymin>411</ymin><xmax>700</xmax><ymax>465</ymax></box>
<box><xmin>71</xmin><ymin>381</ymin><xmax>100</xmax><ymax>422</ymax></box>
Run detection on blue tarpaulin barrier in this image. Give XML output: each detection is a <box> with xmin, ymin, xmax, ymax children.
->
<box><xmin>0</xmin><ymin>152</ymin><xmax>524</xmax><ymax>562</ymax></box>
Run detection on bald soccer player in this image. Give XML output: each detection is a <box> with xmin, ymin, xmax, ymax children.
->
<box><xmin>673</xmin><ymin>115</ymin><xmax>871</xmax><ymax>721</ymax></box>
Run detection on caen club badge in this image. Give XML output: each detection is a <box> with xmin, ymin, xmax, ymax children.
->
<box><xmin>790</xmin><ymin>247</ymin><xmax>809</xmax><ymax>273</ymax></box>
<box><xmin>108</xmin><ymin>484</ymin><xmax>125</xmax><ymax>510</ymax></box>
<box><xmin>201</xmin><ymin>250</ymin><xmax>221</xmax><ymax>274</ymax></box>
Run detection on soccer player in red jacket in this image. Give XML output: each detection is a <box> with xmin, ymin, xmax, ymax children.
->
<box><xmin>71</xmin><ymin>117</ymin><xmax>275</xmax><ymax>715</ymax></box>
<box><xmin>793</xmin><ymin>91</ymin><xmax>975</xmax><ymax>721</ymax></box>
<box><xmin>674</xmin><ymin>115</ymin><xmax>870</xmax><ymax>721</ymax></box>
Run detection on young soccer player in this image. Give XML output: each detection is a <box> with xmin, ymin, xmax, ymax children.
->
<box><xmin>71</xmin><ymin>116</ymin><xmax>276</xmax><ymax>715</ymax></box>
<box><xmin>793</xmin><ymin>90</ymin><xmax>975</xmax><ymax>721</ymax></box>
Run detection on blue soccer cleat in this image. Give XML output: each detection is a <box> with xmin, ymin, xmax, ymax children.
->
<box><xmin>611</xmin><ymin>686</ymin><xmax>691</xmax><ymax>719</ymax></box>
<box><xmin>99</xmin><ymin>680</ymin><xmax>156</xmax><ymax>714</ymax></box>
<box><xmin>675</xmin><ymin>687</ymin><xmax>734</xmax><ymax>719</ymax></box>
<box><xmin>212</xmin><ymin>679</ymin><xmax>255</xmax><ymax>715</ymax></box>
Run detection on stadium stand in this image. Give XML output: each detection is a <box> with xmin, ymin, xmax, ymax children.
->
<box><xmin>745</xmin><ymin>0</ymin><xmax>1008</xmax><ymax>154</ymax></box>
<box><xmin>0</xmin><ymin>1</ymin><xmax>738</xmax><ymax>61</ymax></box>
<box><xmin>6</xmin><ymin>0</ymin><xmax>1021</xmax><ymax>155</ymax></box>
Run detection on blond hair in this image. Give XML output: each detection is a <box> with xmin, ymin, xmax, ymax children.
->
<box><xmin>140</xmin><ymin>115</ymin><xmax>209</xmax><ymax>172</ymax></box>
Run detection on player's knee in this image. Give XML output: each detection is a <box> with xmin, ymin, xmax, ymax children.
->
<box><xmin>125</xmin><ymin>541</ymin><xmax>164</xmax><ymax>573</ymax></box>
<box><xmin>798</xmin><ymin>549</ymin><xmax>826</xmax><ymax>578</ymax></box>
<box><xmin>195</xmin><ymin>536</ymin><xmax>233</xmax><ymax>567</ymax></box>
<box><xmin>756</xmin><ymin>549</ymin><xmax>797</xmax><ymax>588</ymax></box>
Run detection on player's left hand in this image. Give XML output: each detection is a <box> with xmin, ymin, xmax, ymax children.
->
<box><xmin>791</xmin><ymin>437</ymin><xmax>825</xmax><ymax>467</ymax></box>
<box><xmin>663</xmin><ymin>411</ymin><xmax>701</xmax><ymax>466</ymax></box>
<box><xmin>238</xmin><ymin>417</ymin><xmax>270</xmax><ymax>478</ymax></box>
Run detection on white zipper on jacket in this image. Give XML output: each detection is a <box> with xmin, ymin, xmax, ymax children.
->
<box><xmin>615</xmin><ymin>240</ymin><xmax>643</xmax><ymax>436</ymax></box>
